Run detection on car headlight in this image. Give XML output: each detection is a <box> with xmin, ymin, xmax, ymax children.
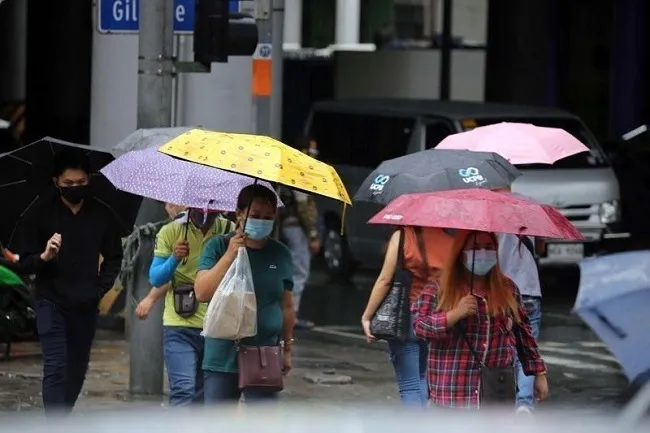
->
<box><xmin>599</xmin><ymin>200</ymin><xmax>620</xmax><ymax>224</ymax></box>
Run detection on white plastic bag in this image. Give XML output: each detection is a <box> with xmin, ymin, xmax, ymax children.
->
<box><xmin>202</xmin><ymin>247</ymin><xmax>257</xmax><ymax>340</ymax></box>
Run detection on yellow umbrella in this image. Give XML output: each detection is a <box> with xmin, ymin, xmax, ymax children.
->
<box><xmin>158</xmin><ymin>129</ymin><xmax>352</xmax><ymax>204</ymax></box>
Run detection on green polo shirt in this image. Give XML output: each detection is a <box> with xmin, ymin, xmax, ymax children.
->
<box><xmin>154</xmin><ymin>214</ymin><xmax>235</xmax><ymax>328</ymax></box>
<box><xmin>197</xmin><ymin>235</ymin><xmax>293</xmax><ymax>373</ymax></box>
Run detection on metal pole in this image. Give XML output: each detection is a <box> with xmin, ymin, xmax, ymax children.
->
<box><xmin>270</xmin><ymin>0</ymin><xmax>284</xmax><ymax>139</ymax></box>
<box><xmin>130</xmin><ymin>0</ymin><xmax>174</xmax><ymax>396</ymax></box>
<box><xmin>439</xmin><ymin>0</ymin><xmax>453</xmax><ymax>100</ymax></box>
<box><xmin>253</xmin><ymin>0</ymin><xmax>283</xmax><ymax>139</ymax></box>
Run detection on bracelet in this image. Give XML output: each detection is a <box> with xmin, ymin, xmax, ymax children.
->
<box><xmin>281</xmin><ymin>338</ymin><xmax>295</xmax><ymax>350</ymax></box>
<box><xmin>536</xmin><ymin>371</ymin><xmax>547</xmax><ymax>376</ymax></box>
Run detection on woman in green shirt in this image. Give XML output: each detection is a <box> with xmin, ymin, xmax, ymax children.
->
<box><xmin>195</xmin><ymin>184</ymin><xmax>295</xmax><ymax>403</ymax></box>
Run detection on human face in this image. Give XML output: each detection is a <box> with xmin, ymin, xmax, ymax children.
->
<box><xmin>189</xmin><ymin>209</ymin><xmax>218</xmax><ymax>231</ymax></box>
<box><xmin>237</xmin><ymin>198</ymin><xmax>277</xmax><ymax>240</ymax></box>
<box><xmin>53</xmin><ymin>168</ymin><xmax>89</xmax><ymax>188</ymax></box>
<box><xmin>53</xmin><ymin>168</ymin><xmax>90</xmax><ymax>205</ymax></box>
<box><xmin>462</xmin><ymin>231</ymin><xmax>498</xmax><ymax>276</ymax></box>
<box><xmin>302</xmin><ymin>140</ymin><xmax>319</xmax><ymax>158</ymax></box>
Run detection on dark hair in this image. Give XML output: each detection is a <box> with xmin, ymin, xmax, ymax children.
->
<box><xmin>236</xmin><ymin>184</ymin><xmax>278</xmax><ymax>211</ymax></box>
<box><xmin>295</xmin><ymin>135</ymin><xmax>313</xmax><ymax>150</ymax></box>
<box><xmin>52</xmin><ymin>150</ymin><xmax>90</xmax><ymax>178</ymax></box>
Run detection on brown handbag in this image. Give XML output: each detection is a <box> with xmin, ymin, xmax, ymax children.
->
<box><xmin>237</xmin><ymin>345</ymin><xmax>284</xmax><ymax>391</ymax></box>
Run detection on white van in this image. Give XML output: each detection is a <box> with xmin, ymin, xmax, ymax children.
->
<box><xmin>305</xmin><ymin>99</ymin><xmax>630</xmax><ymax>279</ymax></box>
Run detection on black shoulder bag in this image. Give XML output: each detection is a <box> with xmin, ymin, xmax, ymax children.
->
<box><xmin>457</xmin><ymin>323</ymin><xmax>517</xmax><ymax>406</ymax></box>
<box><xmin>370</xmin><ymin>229</ymin><xmax>412</xmax><ymax>342</ymax></box>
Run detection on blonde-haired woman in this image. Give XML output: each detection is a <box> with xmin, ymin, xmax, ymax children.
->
<box><xmin>413</xmin><ymin>230</ymin><xmax>549</xmax><ymax>409</ymax></box>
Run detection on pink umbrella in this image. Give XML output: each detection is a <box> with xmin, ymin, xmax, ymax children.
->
<box><xmin>435</xmin><ymin>122</ymin><xmax>590</xmax><ymax>165</ymax></box>
<box><xmin>368</xmin><ymin>188</ymin><xmax>584</xmax><ymax>240</ymax></box>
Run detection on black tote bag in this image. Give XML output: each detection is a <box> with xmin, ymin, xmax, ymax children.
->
<box><xmin>370</xmin><ymin>229</ymin><xmax>413</xmax><ymax>342</ymax></box>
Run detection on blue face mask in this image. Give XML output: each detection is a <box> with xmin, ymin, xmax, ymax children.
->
<box><xmin>244</xmin><ymin>218</ymin><xmax>274</xmax><ymax>240</ymax></box>
<box><xmin>463</xmin><ymin>249</ymin><xmax>498</xmax><ymax>276</ymax></box>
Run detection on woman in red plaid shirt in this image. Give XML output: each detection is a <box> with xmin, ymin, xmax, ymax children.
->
<box><xmin>413</xmin><ymin>230</ymin><xmax>549</xmax><ymax>409</ymax></box>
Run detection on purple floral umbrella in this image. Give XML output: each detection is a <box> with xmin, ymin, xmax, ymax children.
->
<box><xmin>101</xmin><ymin>145</ymin><xmax>282</xmax><ymax>211</ymax></box>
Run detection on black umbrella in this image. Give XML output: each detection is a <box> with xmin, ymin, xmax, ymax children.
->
<box><xmin>0</xmin><ymin>137</ymin><xmax>142</xmax><ymax>247</ymax></box>
<box><xmin>354</xmin><ymin>149</ymin><xmax>521</xmax><ymax>205</ymax></box>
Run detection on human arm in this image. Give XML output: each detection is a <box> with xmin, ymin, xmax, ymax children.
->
<box><xmin>413</xmin><ymin>282</ymin><xmax>477</xmax><ymax>339</ymax></box>
<box><xmin>98</xmin><ymin>221</ymin><xmax>124</xmax><ymax>298</ymax></box>
<box><xmin>361</xmin><ymin>230</ymin><xmax>401</xmax><ymax>339</ymax></box>
<box><xmin>148</xmin><ymin>255</ymin><xmax>180</xmax><ymax>287</ymax></box>
<box><xmin>9</xmin><ymin>212</ymin><xmax>55</xmax><ymax>275</ymax></box>
<box><xmin>512</xmin><ymin>283</ymin><xmax>547</xmax><ymax>376</ymax></box>
<box><xmin>280</xmin><ymin>250</ymin><xmax>295</xmax><ymax>374</ymax></box>
<box><xmin>135</xmin><ymin>284</ymin><xmax>169</xmax><ymax>320</ymax></box>
<box><xmin>194</xmin><ymin>233</ymin><xmax>245</xmax><ymax>302</ymax></box>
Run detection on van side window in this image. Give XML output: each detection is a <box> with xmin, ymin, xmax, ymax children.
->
<box><xmin>425</xmin><ymin>122</ymin><xmax>455</xmax><ymax>149</ymax></box>
<box><xmin>309</xmin><ymin>111</ymin><xmax>414</xmax><ymax>168</ymax></box>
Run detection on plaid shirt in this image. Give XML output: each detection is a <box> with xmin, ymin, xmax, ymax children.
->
<box><xmin>413</xmin><ymin>280</ymin><xmax>546</xmax><ymax>409</ymax></box>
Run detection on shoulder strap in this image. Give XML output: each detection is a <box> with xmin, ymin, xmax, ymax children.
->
<box><xmin>457</xmin><ymin>324</ymin><xmax>483</xmax><ymax>367</ymax></box>
<box><xmin>396</xmin><ymin>228</ymin><xmax>405</xmax><ymax>269</ymax></box>
<box><xmin>518</xmin><ymin>235</ymin><xmax>535</xmax><ymax>257</ymax></box>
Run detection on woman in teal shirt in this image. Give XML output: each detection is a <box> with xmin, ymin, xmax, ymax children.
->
<box><xmin>195</xmin><ymin>184</ymin><xmax>295</xmax><ymax>403</ymax></box>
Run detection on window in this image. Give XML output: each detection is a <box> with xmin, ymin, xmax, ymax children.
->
<box><xmin>425</xmin><ymin>121</ymin><xmax>455</xmax><ymax>148</ymax></box>
<box><xmin>308</xmin><ymin>111</ymin><xmax>415</xmax><ymax>169</ymax></box>
<box><xmin>471</xmin><ymin>117</ymin><xmax>608</xmax><ymax>169</ymax></box>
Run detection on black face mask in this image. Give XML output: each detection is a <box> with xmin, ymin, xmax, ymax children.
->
<box><xmin>189</xmin><ymin>210</ymin><xmax>217</xmax><ymax>230</ymax></box>
<box><xmin>59</xmin><ymin>185</ymin><xmax>89</xmax><ymax>205</ymax></box>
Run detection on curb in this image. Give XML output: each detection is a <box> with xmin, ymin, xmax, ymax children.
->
<box><xmin>303</xmin><ymin>327</ymin><xmax>388</xmax><ymax>353</ymax></box>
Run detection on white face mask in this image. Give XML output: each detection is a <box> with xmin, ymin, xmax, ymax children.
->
<box><xmin>463</xmin><ymin>249</ymin><xmax>498</xmax><ymax>275</ymax></box>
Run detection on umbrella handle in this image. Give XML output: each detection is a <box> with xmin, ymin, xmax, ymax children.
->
<box><xmin>592</xmin><ymin>308</ymin><xmax>627</xmax><ymax>339</ymax></box>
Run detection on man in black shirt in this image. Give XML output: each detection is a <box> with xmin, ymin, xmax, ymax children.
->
<box><xmin>14</xmin><ymin>150</ymin><xmax>123</xmax><ymax>415</ymax></box>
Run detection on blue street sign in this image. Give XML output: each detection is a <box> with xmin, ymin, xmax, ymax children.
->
<box><xmin>97</xmin><ymin>0</ymin><xmax>240</xmax><ymax>34</ymax></box>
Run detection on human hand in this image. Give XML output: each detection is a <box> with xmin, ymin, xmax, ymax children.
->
<box><xmin>173</xmin><ymin>240</ymin><xmax>190</xmax><ymax>260</ymax></box>
<box><xmin>135</xmin><ymin>295</ymin><xmax>156</xmax><ymax>320</ymax></box>
<box><xmin>226</xmin><ymin>231</ymin><xmax>247</xmax><ymax>258</ymax></box>
<box><xmin>282</xmin><ymin>350</ymin><xmax>292</xmax><ymax>376</ymax></box>
<box><xmin>41</xmin><ymin>233</ymin><xmax>62</xmax><ymax>262</ymax></box>
<box><xmin>534</xmin><ymin>373</ymin><xmax>549</xmax><ymax>402</ymax></box>
<box><xmin>454</xmin><ymin>294</ymin><xmax>478</xmax><ymax>319</ymax></box>
<box><xmin>361</xmin><ymin>317</ymin><xmax>376</xmax><ymax>343</ymax></box>
<box><xmin>309</xmin><ymin>238</ymin><xmax>321</xmax><ymax>255</ymax></box>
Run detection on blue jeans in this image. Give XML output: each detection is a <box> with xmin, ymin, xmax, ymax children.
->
<box><xmin>34</xmin><ymin>298</ymin><xmax>97</xmax><ymax>416</ymax></box>
<box><xmin>282</xmin><ymin>225</ymin><xmax>310</xmax><ymax>313</ymax></box>
<box><xmin>515</xmin><ymin>296</ymin><xmax>542</xmax><ymax>409</ymax></box>
<box><xmin>387</xmin><ymin>320</ymin><xmax>429</xmax><ymax>406</ymax></box>
<box><xmin>203</xmin><ymin>371</ymin><xmax>279</xmax><ymax>404</ymax></box>
<box><xmin>163</xmin><ymin>326</ymin><xmax>204</xmax><ymax>406</ymax></box>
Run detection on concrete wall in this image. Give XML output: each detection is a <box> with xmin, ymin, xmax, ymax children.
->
<box><xmin>334</xmin><ymin>50</ymin><xmax>485</xmax><ymax>101</ymax></box>
<box><xmin>90</xmin><ymin>32</ymin><xmax>253</xmax><ymax>151</ymax></box>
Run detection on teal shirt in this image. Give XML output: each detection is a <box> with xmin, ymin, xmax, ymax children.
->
<box><xmin>198</xmin><ymin>235</ymin><xmax>294</xmax><ymax>373</ymax></box>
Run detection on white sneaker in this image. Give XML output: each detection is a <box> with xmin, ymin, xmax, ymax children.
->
<box><xmin>516</xmin><ymin>406</ymin><xmax>534</xmax><ymax>418</ymax></box>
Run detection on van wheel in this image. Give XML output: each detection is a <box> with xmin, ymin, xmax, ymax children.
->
<box><xmin>323</xmin><ymin>224</ymin><xmax>357</xmax><ymax>280</ymax></box>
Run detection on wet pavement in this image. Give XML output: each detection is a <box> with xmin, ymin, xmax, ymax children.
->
<box><xmin>0</xmin><ymin>263</ymin><xmax>629</xmax><ymax>416</ymax></box>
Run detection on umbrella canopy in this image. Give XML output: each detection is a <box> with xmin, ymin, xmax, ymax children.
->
<box><xmin>435</xmin><ymin>122</ymin><xmax>590</xmax><ymax>165</ymax></box>
<box><xmin>576</xmin><ymin>251</ymin><xmax>650</xmax><ymax>381</ymax></box>
<box><xmin>0</xmin><ymin>137</ymin><xmax>142</xmax><ymax>246</ymax></box>
<box><xmin>158</xmin><ymin>129</ymin><xmax>351</xmax><ymax>204</ymax></box>
<box><xmin>112</xmin><ymin>127</ymin><xmax>194</xmax><ymax>155</ymax></box>
<box><xmin>353</xmin><ymin>149</ymin><xmax>521</xmax><ymax>205</ymax></box>
<box><xmin>101</xmin><ymin>145</ymin><xmax>282</xmax><ymax>211</ymax></box>
<box><xmin>368</xmin><ymin>188</ymin><xmax>583</xmax><ymax>240</ymax></box>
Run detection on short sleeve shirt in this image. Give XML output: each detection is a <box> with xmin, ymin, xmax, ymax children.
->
<box><xmin>199</xmin><ymin>235</ymin><xmax>294</xmax><ymax>373</ymax></box>
<box><xmin>153</xmin><ymin>215</ymin><xmax>235</xmax><ymax>328</ymax></box>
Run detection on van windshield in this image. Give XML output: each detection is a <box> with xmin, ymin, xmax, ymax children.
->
<box><xmin>308</xmin><ymin>111</ymin><xmax>415</xmax><ymax>169</ymax></box>
<box><xmin>468</xmin><ymin>117</ymin><xmax>608</xmax><ymax>169</ymax></box>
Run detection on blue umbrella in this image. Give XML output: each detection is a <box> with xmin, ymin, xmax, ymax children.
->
<box><xmin>575</xmin><ymin>250</ymin><xmax>650</xmax><ymax>382</ymax></box>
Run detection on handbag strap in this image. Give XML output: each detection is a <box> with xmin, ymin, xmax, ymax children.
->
<box><xmin>457</xmin><ymin>323</ymin><xmax>485</xmax><ymax>368</ymax></box>
<box><xmin>396</xmin><ymin>228</ymin><xmax>406</xmax><ymax>270</ymax></box>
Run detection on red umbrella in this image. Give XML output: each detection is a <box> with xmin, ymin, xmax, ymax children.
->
<box><xmin>368</xmin><ymin>188</ymin><xmax>584</xmax><ymax>240</ymax></box>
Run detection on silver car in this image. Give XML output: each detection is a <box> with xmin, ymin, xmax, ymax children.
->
<box><xmin>305</xmin><ymin>99</ymin><xmax>630</xmax><ymax>279</ymax></box>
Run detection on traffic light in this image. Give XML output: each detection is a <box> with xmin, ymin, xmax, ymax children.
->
<box><xmin>194</xmin><ymin>0</ymin><xmax>259</xmax><ymax>66</ymax></box>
